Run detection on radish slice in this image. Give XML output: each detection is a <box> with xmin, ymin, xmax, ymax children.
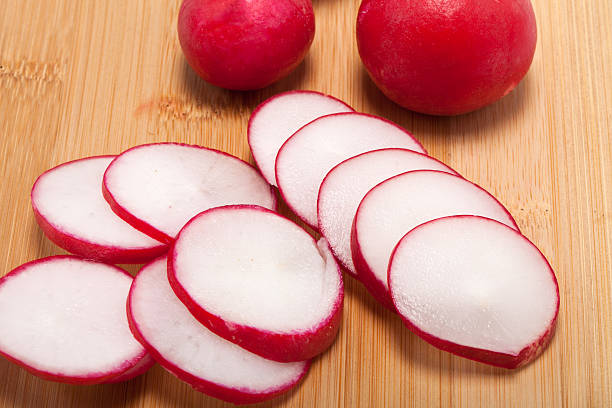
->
<box><xmin>31</xmin><ymin>156</ymin><xmax>167</xmax><ymax>264</ymax></box>
<box><xmin>389</xmin><ymin>216</ymin><xmax>559</xmax><ymax>369</ymax></box>
<box><xmin>0</xmin><ymin>256</ymin><xmax>149</xmax><ymax>384</ymax></box>
<box><xmin>318</xmin><ymin>148</ymin><xmax>457</xmax><ymax>276</ymax></box>
<box><xmin>168</xmin><ymin>205</ymin><xmax>343</xmax><ymax>362</ymax></box>
<box><xmin>248</xmin><ymin>90</ymin><xmax>354</xmax><ymax>186</ymax></box>
<box><xmin>275</xmin><ymin>112</ymin><xmax>426</xmax><ymax>228</ymax></box>
<box><xmin>105</xmin><ymin>354</ymin><xmax>155</xmax><ymax>383</ymax></box>
<box><xmin>103</xmin><ymin>143</ymin><xmax>276</xmax><ymax>243</ymax></box>
<box><xmin>352</xmin><ymin>170</ymin><xmax>518</xmax><ymax>310</ymax></box>
<box><xmin>128</xmin><ymin>257</ymin><xmax>309</xmax><ymax>404</ymax></box>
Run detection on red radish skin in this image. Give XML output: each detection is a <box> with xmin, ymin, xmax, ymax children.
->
<box><xmin>178</xmin><ymin>0</ymin><xmax>315</xmax><ymax>90</ymax></box>
<box><xmin>357</xmin><ymin>0</ymin><xmax>537</xmax><ymax>115</ymax></box>
<box><xmin>0</xmin><ymin>256</ymin><xmax>150</xmax><ymax>384</ymax></box>
<box><xmin>351</xmin><ymin>171</ymin><xmax>519</xmax><ymax>311</ymax></box>
<box><xmin>388</xmin><ymin>216</ymin><xmax>559</xmax><ymax>369</ymax></box>
<box><xmin>275</xmin><ymin>112</ymin><xmax>426</xmax><ymax>228</ymax></box>
<box><xmin>31</xmin><ymin>156</ymin><xmax>166</xmax><ymax>264</ymax></box>
<box><xmin>248</xmin><ymin>90</ymin><xmax>354</xmax><ymax>186</ymax></box>
<box><xmin>168</xmin><ymin>205</ymin><xmax>343</xmax><ymax>362</ymax></box>
<box><xmin>317</xmin><ymin>148</ymin><xmax>458</xmax><ymax>276</ymax></box>
<box><xmin>105</xmin><ymin>354</ymin><xmax>155</xmax><ymax>383</ymax></box>
<box><xmin>128</xmin><ymin>257</ymin><xmax>309</xmax><ymax>404</ymax></box>
<box><xmin>103</xmin><ymin>143</ymin><xmax>276</xmax><ymax>244</ymax></box>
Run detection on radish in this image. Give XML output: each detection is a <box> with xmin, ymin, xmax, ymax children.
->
<box><xmin>103</xmin><ymin>143</ymin><xmax>276</xmax><ymax>244</ymax></box>
<box><xmin>168</xmin><ymin>205</ymin><xmax>343</xmax><ymax>362</ymax></box>
<box><xmin>357</xmin><ymin>0</ymin><xmax>537</xmax><ymax>115</ymax></box>
<box><xmin>275</xmin><ymin>113</ymin><xmax>425</xmax><ymax>228</ymax></box>
<box><xmin>317</xmin><ymin>148</ymin><xmax>457</xmax><ymax>276</ymax></box>
<box><xmin>128</xmin><ymin>257</ymin><xmax>309</xmax><ymax>404</ymax></box>
<box><xmin>248</xmin><ymin>90</ymin><xmax>354</xmax><ymax>186</ymax></box>
<box><xmin>0</xmin><ymin>256</ymin><xmax>149</xmax><ymax>384</ymax></box>
<box><xmin>389</xmin><ymin>216</ymin><xmax>559</xmax><ymax>369</ymax></box>
<box><xmin>31</xmin><ymin>156</ymin><xmax>167</xmax><ymax>264</ymax></box>
<box><xmin>352</xmin><ymin>170</ymin><xmax>518</xmax><ymax>310</ymax></box>
<box><xmin>178</xmin><ymin>0</ymin><xmax>315</xmax><ymax>90</ymax></box>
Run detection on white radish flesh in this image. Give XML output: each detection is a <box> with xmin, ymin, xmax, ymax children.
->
<box><xmin>128</xmin><ymin>257</ymin><xmax>308</xmax><ymax>404</ymax></box>
<box><xmin>168</xmin><ymin>205</ymin><xmax>343</xmax><ymax>362</ymax></box>
<box><xmin>0</xmin><ymin>256</ymin><xmax>148</xmax><ymax>384</ymax></box>
<box><xmin>389</xmin><ymin>216</ymin><xmax>559</xmax><ymax>369</ymax></box>
<box><xmin>248</xmin><ymin>90</ymin><xmax>354</xmax><ymax>186</ymax></box>
<box><xmin>31</xmin><ymin>156</ymin><xmax>166</xmax><ymax>264</ymax></box>
<box><xmin>352</xmin><ymin>170</ymin><xmax>518</xmax><ymax>309</ymax></box>
<box><xmin>103</xmin><ymin>143</ymin><xmax>276</xmax><ymax>243</ymax></box>
<box><xmin>275</xmin><ymin>113</ymin><xmax>425</xmax><ymax>228</ymax></box>
<box><xmin>317</xmin><ymin>148</ymin><xmax>457</xmax><ymax>275</ymax></box>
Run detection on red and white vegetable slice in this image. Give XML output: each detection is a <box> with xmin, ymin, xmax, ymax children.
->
<box><xmin>31</xmin><ymin>156</ymin><xmax>166</xmax><ymax>264</ymax></box>
<box><xmin>389</xmin><ymin>216</ymin><xmax>559</xmax><ymax>369</ymax></box>
<box><xmin>168</xmin><ymin>205</ymin><xmax>343</xmax><ymax>362</ymax></box>
<box><xmin>275</xmin><ymin>112</ymin><xmax>425</xmax><ymax>228</ymax></box>
<box><xmin>352</xmin><ymin>170</ymin><xmax>518</xmax><ymax>310</ymax></box>
<box><xmin>318</xmin><ymin>148</ymin><xmax>457</xmax><ymax>276</ymax></box>
<box><xmin>103</xmin><ymin>143</ymin><xmax>276</xmax><ymax>243</ymax></box>
<box><xmin>105</xmin><ymin>354</ymin><xmax>155</xmax><ymax>383</ymax></box>
<box><xmin>0</xmin><ymin>256</ymin><xmax>149</xmax><ymax>384</ymax></box>
<box><xmin>248</xmin><ymin>90</ymin><xmax>354</xmax><ymax>186</ymax></box>
<box><xmin>128</xmin><ymin>257</ymin><xmax>309</xmax><ymax>404</ymax></box>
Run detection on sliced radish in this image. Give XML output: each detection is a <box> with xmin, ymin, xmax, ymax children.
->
<box><xmin>0</xmin><ymin>256</ymin><xmax>149</xmax><ymax>384</ymax></box>
<box><xmin>128</xmin><ymin>257</ymin><xmax>309</xmax><ymax>404</ymax></box>
<box><xmin>318</xmin><ymin>148</ymin><xmax>457</xmax><ymax>276</ymax></box>
<box><xmin>275</xmin><ymin>112</ymin><xmax>426</xmax><ymax>228</ymax></box>
<box><xmin>105</xmin><ymin>354</ymin><xmax>155</xmax><ymax>383</ymax></box>
<box><xmin>248</xmin><ymin>90</ymin><xmax>354</xmax><ymax>186</ymax></box>
<box><xmin>168</xmin><ymin>205</ymin><xmax>343</xmax><ymax>362</ymax></box>
<box><xmin>103</xmin><ymin>143</ymin><xmax>276</xmax><ymax>243</ymax></box>
<box><xmin>389</xmin><ymin>216</ymin><xmax>559</xmax><ymax>369</ymax></box>
<box><xmin>31</xmin><ymin>156</ymin><xmax>167</xmax><ymax>264</ymax></box>
<box><xmin>352</xmin><ymin>170</ymin><xmax>518</xmax><ymax>310</ymax></box>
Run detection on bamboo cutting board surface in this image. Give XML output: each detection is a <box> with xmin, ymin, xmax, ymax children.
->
<box><xmin>1</xmin><ymin>0</ymin><xmax>611</xmax><ymax>406</ymax></box>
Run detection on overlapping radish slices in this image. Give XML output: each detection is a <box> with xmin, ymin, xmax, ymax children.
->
<box><xmin>2</xmin><ymin>90</ymin><xmax>561</xmax><ymax>404</ymax></box>
<box><xmin>250</xmin><ymin>91</ymin><xmax>559</xmax><ymax>369</ymax></box>
<box><xmin>128</xmin><ymin>256</ymin><xmax>310</xmax><ymax>404</ymax></box>
<box><xmin>3</xmin><ymin>139</ymin><xmax>341</xmax><ymax>403</ymax></box>
<box><xmin>31</xmin><ymin>156</ymin><xmax>167</xmax><ymax>264</ymax></box>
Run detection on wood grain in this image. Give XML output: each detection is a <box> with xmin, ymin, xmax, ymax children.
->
<box><xmin>1</xmin><ymin>0</ymin><xmax>610</xmax><ymax>406</ymax></box>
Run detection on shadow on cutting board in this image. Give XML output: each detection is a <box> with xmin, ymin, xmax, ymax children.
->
<box><xmin>178</xmin><ymin>55</ymin><xmax>313</xmax><ymax>122</ymax></box>
<box><xmin>358</xmin><ymin>65</ymin><xmax>534</xmax><ymax>146</ymax></box>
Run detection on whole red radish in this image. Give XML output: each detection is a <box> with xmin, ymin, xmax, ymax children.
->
<box><xmin>178</xmin><ymin>0</ymin><xmax>315</xmax><ymax>90</ymax></box>
<box><xmin>356</xmin><ymin>0</ymin><xmax>537</xmax><ymax>115</ymax></box>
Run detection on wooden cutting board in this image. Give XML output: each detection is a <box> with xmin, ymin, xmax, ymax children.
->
<box><xmin>1</xmin><ymin>0</ymin><xmax>610</xmax><ymax>406</ymax></box>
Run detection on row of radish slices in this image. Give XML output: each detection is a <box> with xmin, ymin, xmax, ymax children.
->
<box><xmin>0</xmin><ymin>90</ymin><xmax>559</xmax><ymax>404</ymax></box>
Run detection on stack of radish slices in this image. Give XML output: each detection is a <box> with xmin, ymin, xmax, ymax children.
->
<box><xmin>1</xmin><ymin>90</ymin><xmax>560</xmax><ymax>404</ymax></box>
<box><xmin>250</xmin><ymin>90</ymin><xmax>559</xmax><ymax>369</ymax></box>
<box><xmin>2</xmin><ymin>142</ymin><xmax>342</xmax><ymax>404</ymax></box>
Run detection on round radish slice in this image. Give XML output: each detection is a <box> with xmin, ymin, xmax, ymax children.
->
<box><xmin>0</xmin><ymin>256</ymin><xmax>149</xmax><ymax>384</ymax></box>
<box><xmin>31</xmin><ymin>156</ymin><xmax>167</xmax><ymax>264</ymax></box>
<box><xmin>128</xmin><ymin>257</ymin><xmax>309</xmax><ymax>404</ymax></box>
<box><xmin>248</xmin><ymin>90</ymin><xmax>354</xmax><ymax>186</ymax></box>
<box><xmin>389</xmin><ymin>216</ymin><xmax>559</xmax><ymax>369</ymax></box>
<box><xmin>318</xmin><ymin>148</ymin><xmax>457</xmax><ymax>276</ymax></box>
<box><xmin>103</xmin><ymin>143</ymin><xmax>276</xmax><ymax>243</ymax></box>
<box><xmin>168</xmin><ymin>205</ymin><xmax>343</xmax><ymax>362</ymax></box>
<box><xmin>352</xmin><ymin>170</ymin><xmax>518</xmax><ymax>310</ymax></box>
<box><xmin>275</xmin><ymin>112</ymin><xmax>425</xmax><ymax>228</ymax></box>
